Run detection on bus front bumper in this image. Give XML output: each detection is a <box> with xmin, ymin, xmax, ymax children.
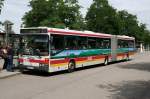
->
<box><xmin>19</xmin><ymin>64</ymin><xmax>49</xmax><ymax>72</ymax></box>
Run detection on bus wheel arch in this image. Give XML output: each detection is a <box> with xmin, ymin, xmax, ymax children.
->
<box><xmin>104</xmin><ymin>56</ymin><xmax>109</xmax><ymax>66</ymax></box>
<box><xmin>68</xmin><ymin>59</ymin><xmax>76</xmax><ymax>72</ymax></box>
<box><xmin>126</xmin><ymin>53</ymin><xmax>130</xmax><ymax>61</ymax></box>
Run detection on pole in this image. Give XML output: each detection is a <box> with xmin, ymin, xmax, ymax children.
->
<box><xmin>3</xmin><ymin>20</ymin><xmax>13</xmax><ymax>46</ymax></box>
<box><xmin>5</xmin><ymin>24</ymin><xmax>8</xmax><ymax>45</ymax></box>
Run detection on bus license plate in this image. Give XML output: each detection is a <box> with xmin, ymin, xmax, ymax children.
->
<box><xmin>27</xmin><ymin>67</ymin><xmax>34</xmax><ymax>69</ymax></box>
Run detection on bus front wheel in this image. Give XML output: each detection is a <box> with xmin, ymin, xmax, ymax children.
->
<box><xmin>19</xmin><ymin>65</ymin><xmax>25</xmax><ymax>73</ymax></box>
<box><xmin>68</xmin><ymin>61</ymin><xmax>75</xmax><ymax>73</ymax></box>
<box><xmin>19</xmin><ymin>67</ymin><xmax>24</xmax><ymax>73</ymax></box>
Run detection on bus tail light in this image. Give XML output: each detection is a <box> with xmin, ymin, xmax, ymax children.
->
<box><xmin>18</xmin><ymin>58</ymin><xmax>23</xmax><ymax>63</ymax></box>
<box><xmin>45</xmin><ymin>58</ymin><xmax>49</xmax><ymax>63</ymax></box>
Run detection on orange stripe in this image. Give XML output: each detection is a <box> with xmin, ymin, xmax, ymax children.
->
<box><xmin>50</xmin><ymin>58</ymin><xmax>105</xmax><ymax>67</ymax></box>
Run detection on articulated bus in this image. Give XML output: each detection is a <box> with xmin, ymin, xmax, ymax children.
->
<box><xmin>18</xmin><ymin>27</ymin><xmax>136</xmax><ymax>72</ymax></box>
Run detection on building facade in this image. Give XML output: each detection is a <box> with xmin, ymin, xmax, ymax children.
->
<box><xmin>0</xmin><ymin>29</ymin><xmax>5</xmax><ymax>46</ymax></box>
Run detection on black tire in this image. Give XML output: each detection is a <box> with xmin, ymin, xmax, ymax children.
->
<box><xmin>19</xmin><ymin>65</ymin><xmax>24</xmax><ymax>73</ymax></box>
<box><xmin>104</xmin><ymin>57</ymin><xmax>108</xmax><ymax>66</ymax></box>
<box><xmin>68</xmin><ymin>61</ymin><xmax>75</xmax><ymax>73</ymax></box>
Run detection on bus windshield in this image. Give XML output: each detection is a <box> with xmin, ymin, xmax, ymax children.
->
<box><xmin>20</xmin><ymin>35</ymin><xmax>49</xmax><ymax>56</ymax></box>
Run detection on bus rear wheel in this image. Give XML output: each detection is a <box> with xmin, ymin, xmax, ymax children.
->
<box><xmin>68</xmin><ymin>61</ymin><xmax>75</xmax><ymax>73</ymax></box>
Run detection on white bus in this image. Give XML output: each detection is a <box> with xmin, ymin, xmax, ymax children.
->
<box><xmin>18</xmin><ymin>27</ymin><xmax>136</xmax><ymax>72</ymax></box>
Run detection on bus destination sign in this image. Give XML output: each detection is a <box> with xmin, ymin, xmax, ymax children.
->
<box><xmin>20</xmin><ymin>29</ymin><xmax>47</xmax><ymax>34</ymax></box>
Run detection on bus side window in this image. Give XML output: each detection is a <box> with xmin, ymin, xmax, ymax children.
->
<box><xmin>118</xmin><ymin>39</ymin><xmax>122</xmax><ymax>48</ymax></box>
<box><xmin>88</xmin><ymin>37</ymin><xmax>97</xmax><ymax>49</ymax></box>
<box><xmin>128</xmin><ymin>41</ymin><xmax>134</xmax><ymax>48</ymax></box>
<box><xmin>77</xmin><ymin>36</ymin><xmax>88</xmax><ymax>50</ymax></box>
<box><xmin>65</xmin><ymin>36</ymin><xmax>78</xmax><ymax>50</ymax></box>
<box><xmin>125</xmin><ymin>41</ymin><xmax>129</xmax><ymax>48</ymax></box>
<box><xmin>102</xmin><ymin>39</ymin><xmax>110</xmax><ymax>49</ymax></box>
<box><xmin>96</xmin><ymin>39</ymin><xmax>102</xmax><ymax>49</ymax></box>
<box><xmin>50</xmin><ymin>34</ymin><xmax>64</xmax><ymax>55</ymax></box>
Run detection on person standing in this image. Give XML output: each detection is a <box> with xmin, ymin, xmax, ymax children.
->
<box><xmin>6</xmin><ymin>44</ymin><xmax>14</xmax><ymax>72</ymax></box>
<box><xmin>0</xmin><ymin>45</ymin><xmax>8</xmax><ymax>70</ymax></box>
<box><xmin>0</xmin><ymin>46</ymin><xmax>5</xmax><ymax>70</ymax></box>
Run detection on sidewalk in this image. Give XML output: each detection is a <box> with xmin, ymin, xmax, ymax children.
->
<box><xmin>0</xmin><ymin>59</ymin><xmax>20</xmax><ymax>79</ymax></box>
<box><xmin>0</xmin><ymin>70</ymin><xmax>20</xmax><ymax>79</ymax></box>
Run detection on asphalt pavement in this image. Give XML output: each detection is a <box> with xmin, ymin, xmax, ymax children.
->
<box><xmin>0</xmin><ymin>59</ymin><xmax>20</xmax><ymax>79</ymax></box>
<box><xmin>0</xmin><ymin>52</ymin><xmax>150</xmax><ymax>99</ymax></box>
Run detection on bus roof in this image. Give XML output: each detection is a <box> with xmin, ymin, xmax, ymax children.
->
<box><xmin>48</xmin><ymin>28</ymin><xmax>112</xmax><ymax>38</ymax></box>
<box><xmin>20</xmin><ymin>27</ymin><xmax>135</xmax><ymax>40</ymax></box>
<box><xmin>117</xmin><ymin>35</ymin><xmax>135</xmax><ymax>40</ymax></box>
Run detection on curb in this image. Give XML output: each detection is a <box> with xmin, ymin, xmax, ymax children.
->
<box><xmin>0</xmin><ymin>71</ymin><xmax>21</xmax><ymax>79</ymax></box>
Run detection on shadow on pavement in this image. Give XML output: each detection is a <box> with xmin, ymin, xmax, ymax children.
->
<box><xmin>21</xmin><ymin>70</ymin><xmax>69</xmax><ymax>77</ymax></box>
<box><xmin>118</xmin><ymin>62</ymin><xmax>150</xmax><ymax>72</ymax></box>
<box><xmin>20</xmin><ymin>59</ymin><xmax>133</xmax><ymax>77</ymax></box>
<box><xmin>21</xmin><ymin>64</ymin><xmax>105</xmax><ymax>77</ymax></box>
<box><xmin>98</xmin><ymin>80</ymin><xmax>150</xmax><ymax>99</ymax></box>
<box><xmin>20</xmin><ymin>60</ymin><xmax>132</xmax><ymax>77</ymax></box>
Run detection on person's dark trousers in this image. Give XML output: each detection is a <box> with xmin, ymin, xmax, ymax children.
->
<box><xmin>3</xmin><ymin>58</ymin><xmax>8</xmax><ymax>69</ymax></box>
<box><xmin>6</xmin><ymin>56</ymin><xmax>13</xmax><ymax>72</ymax></box>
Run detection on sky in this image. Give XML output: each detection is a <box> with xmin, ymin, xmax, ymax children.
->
<box><xmin>0</xmin><ymin>0</ymin><xmax>150</xmax><ymax>33</ymax></box>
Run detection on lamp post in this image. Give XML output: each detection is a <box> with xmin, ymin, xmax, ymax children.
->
<box><xmin>3</xmin><ymin>20</ymin><xmax>13</xmax><ymax>45</ymax></box>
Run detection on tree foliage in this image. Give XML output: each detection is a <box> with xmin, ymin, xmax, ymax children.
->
<box><xmin>85</xmin><ymin>0</ymin><xmax>117</xmax><ymax>34</ymax></box>
<box><xmin>0</xmin><ymin>0</ymin><xmax>4</xmax><ymax>14</ymax></box>
<box><xmin>23</xmin><ymin>0</ymin><xmax>84</xmax><ymax>30</ymax></box>
<box><xmin>23</xmin><ymin>0</ymin><xmax>150</xmax><ymax>44</ymax></box>
<box><xmin>85</xmin><ymin>0</ymin><xmax>150</xmax><ymax>44</ymax></box>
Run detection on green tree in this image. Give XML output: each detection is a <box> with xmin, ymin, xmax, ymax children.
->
<box><xmin>57</xmin><ymin>0</ymin><xmax>84</xmax><ymax>29</ymax></box>
<box><xmin>117</xmin><ymin>10</ymin><xmax>150</xmax><ymax>44</ymax></box>
<box><xmin>0</xmin><ymin>0</ymin><xmax>4</xmax><ymax>14</ymax></box>
<box><xmin>23</xmin><ymin>0</ymin><xmax>84</xmax><ymax>30</ymax></box>
<box><xmin>85</xmin><ymin>0</ymin><xmax>118</xmax><ymax>34</ymax></box>
<box><xmin>86</xmin><ymin>0</ymin><xmax>150</xmax><ymax>45</ymax></box>
<box><xmin>117</xmin><ymin>11</ymin><xmax>138</xmax><ymax>36</ymax></box>
<box><xmin>138</xmin><ymin>24</ymin><xmax>150</xmax><ymax>44</ymax></box>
